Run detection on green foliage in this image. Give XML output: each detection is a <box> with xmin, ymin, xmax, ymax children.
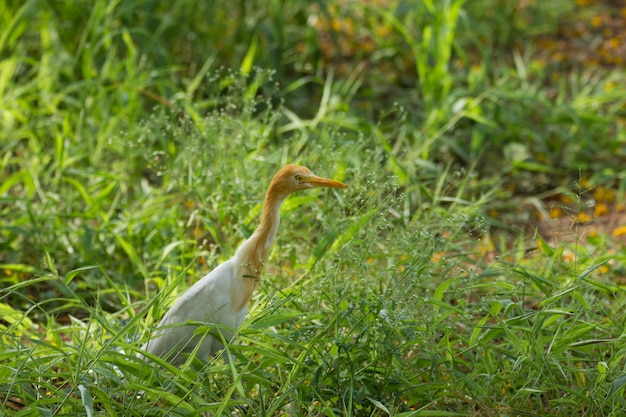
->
<box><xmin>2</xmin><ymin>0</ymin><xmax>626</xmax><ymax>416</ymax></box>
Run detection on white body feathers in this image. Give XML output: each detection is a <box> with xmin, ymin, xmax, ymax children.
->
<box><xmin>141</xmin><ymin>260</ymin><xmax>244</xmax><ymax>364</ymax></box>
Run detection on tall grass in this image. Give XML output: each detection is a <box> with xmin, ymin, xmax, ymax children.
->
<box><xmin>2</xmin><ymin>0</ymin><xmax>626</xmax><ymax>415</ymax></box>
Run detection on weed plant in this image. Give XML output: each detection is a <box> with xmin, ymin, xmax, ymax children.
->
<box><xmin>2</xmin><ymin>0</ymin><xmax>626</xmax><ymax>416</ymax></box>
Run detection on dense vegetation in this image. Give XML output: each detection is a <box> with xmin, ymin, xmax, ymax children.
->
<box><xmin>2</xmin><ymin>0</ymin><xmax>625</xmax><ymax>415</ymax></box>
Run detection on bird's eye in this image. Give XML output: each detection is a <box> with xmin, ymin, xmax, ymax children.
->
<box><xmin>295</xmin><ymin>175</ymin><xmax>303</xmax><ymax>182</ymax></box>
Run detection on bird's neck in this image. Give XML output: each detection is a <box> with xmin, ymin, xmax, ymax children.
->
<box><xmin>231</xmin><ymin>186</ymin><xmax>286</xmax><ymax>310</ymax></box>
<box><xmin>247</xmin><ymin>189</ymin><xmax>285</xmax><ymax>268</ymax></box>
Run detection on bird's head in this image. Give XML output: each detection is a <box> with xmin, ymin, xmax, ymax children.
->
<box><xmin>269</xmin><ymin>164</ymin><xmax>348</xmax><ymax>196</ymax></box>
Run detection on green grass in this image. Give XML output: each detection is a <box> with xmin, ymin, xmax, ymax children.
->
<box><xmin>2</xmin><ymin>0</ymin><xmax>626</xmax><ymax>415</ymax></box>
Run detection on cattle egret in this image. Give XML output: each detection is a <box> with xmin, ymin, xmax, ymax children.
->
<box><xmin>141</xmin><ymin>164</ymin><xmax>347</xmax><ymax>365</ymax></box>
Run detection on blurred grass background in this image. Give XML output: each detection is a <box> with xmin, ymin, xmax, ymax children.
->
<box><xmin>1</xmin><ymin>0</ymin><xmax>626</xmax><ymax>415</ymax></box>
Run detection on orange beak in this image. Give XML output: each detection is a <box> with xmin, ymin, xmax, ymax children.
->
<box><xmin>307</xmin><ymin>175</ymin><xmax>348</xmax><ymax>189</ymax></box>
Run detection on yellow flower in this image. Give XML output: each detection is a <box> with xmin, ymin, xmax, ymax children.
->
<box><xmin>550</xmin><ymin>206</ymin><xmax>564</xmax><ymax>219</ymax></box>
<box><xmin>591</xmin><ymin>15</ymin><xmax>603</xmax><ymax>28</ymax></box>
<box><xmin>612</xmin><ymin>226</ymin><xmax>626</xmax><ymax>237</ymax></box>
<box><xmin>579</xmin><ymin>177</ymin><xmax>590</xmax><ymax>188</ymax></box>
<box><xmin>594</xmin><ymin>202</ymin><xmax>609</xmax><ymax>218</ymax></box>
<box><xmin>431</xmin><ymin>252</ymin><xmax>444</xmax><ymax>263</ymax></box>
<box><xmin>593</xmin><ymin>187</ymin><xmax>615</xmax><ymax>202</ymax></box>
<box><xmin>608</xmin><ymin>38</ymin><xmax>620</xmax><ymax>50</ymax></box>
<box><xmin>375</xmin><ymin>25</ymin><xmax>391</xmax><ymax>38</ymax></box>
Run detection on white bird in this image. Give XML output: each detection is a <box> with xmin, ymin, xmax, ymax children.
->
<box><xmin>141</xmin><ymin>164</ymin><xmax>347</xmax><ymax>365</ymax></box>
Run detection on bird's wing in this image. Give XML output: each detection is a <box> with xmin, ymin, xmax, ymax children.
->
<box><xmin>143</xmin><ymin>260</ymin><xmax>240</xmax><ymax>362</ymax></box>
<box><xmin>159</xmin><ymin>259</ymin><xmax>237</xmax><ymax>325</ymax></box>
